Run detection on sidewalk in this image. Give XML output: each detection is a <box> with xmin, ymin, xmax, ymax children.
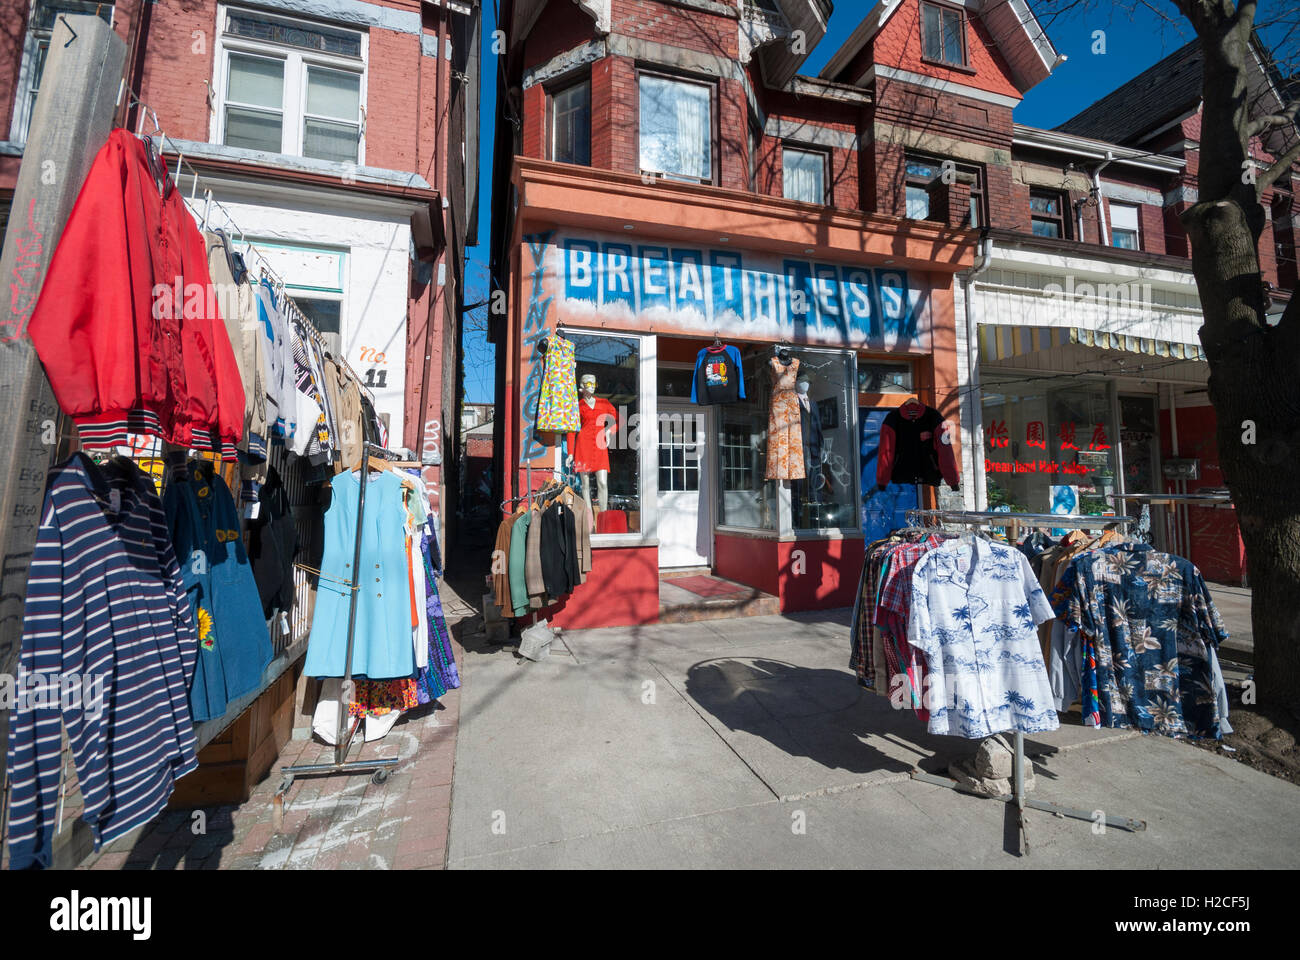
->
<box><xmin>1207</xmin><ymin>582</ymin><xmax>1253</xmax><ymax>664</ymax></box>
<box><xmin>82</xmin><ymin>582</ymin><xmax>475</xmax><ymax>871</ymax></box>
<box><xmin>447</xmin><ymin>608</ymin><xmax>1300</xmax><ymax>869</ymax></box>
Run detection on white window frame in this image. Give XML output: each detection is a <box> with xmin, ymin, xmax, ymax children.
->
<box><xmin>9</xmin><ymin>1</ymin><xmax>115</xmax><ymax>145</ymax></box>
<box><xmin>560</xmin><ymin>328</ymin><xmax>659</xmax><ymax>549</ymax></box>
<box><xmin>211</xmin><ymin>3</ymin><xmax>368</xmax><ymax>166</ymax></box>
<box><xmin>1109</xmin><ymin>200</ymin><xmax>1142</xmax><ymax>250</ymax></box>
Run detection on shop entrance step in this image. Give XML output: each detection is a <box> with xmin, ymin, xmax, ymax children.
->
<box><xmin>658</xmin><ymin>572</ymin><xmax>779</xmax><ymax>623</ymax></box>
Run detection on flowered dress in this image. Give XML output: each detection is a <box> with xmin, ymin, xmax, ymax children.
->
<box><xmin>764</xmin><ymin>356</ymin><xmax>805</xmax><ymax>479</ymax></box>
<box><xmin>536</xmin><ymin>335</ymin><xmax>581</xmax><ymax>432</ymax></box>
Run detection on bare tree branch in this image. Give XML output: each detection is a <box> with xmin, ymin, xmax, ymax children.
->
<box><xmin>1247</xmin><ymin>99</ymin><xmax>1300</xmax><ymax>136</ymax></box>
<box><xmin>1257</xmin><ymin>137</ymin><xmax>1300</xmax><ymax>192</ymax></box>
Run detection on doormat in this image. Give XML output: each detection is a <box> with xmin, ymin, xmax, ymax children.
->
<box><xmin>668</xmin><ymin>576</ymin><xmax>746</xmax><ymax>598</ymax></box>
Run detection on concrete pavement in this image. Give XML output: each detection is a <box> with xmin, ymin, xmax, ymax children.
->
<box><xmin>448</xmin><ymin>609</ymin><xmax>1300</xmax><ymax>869</ymax></box>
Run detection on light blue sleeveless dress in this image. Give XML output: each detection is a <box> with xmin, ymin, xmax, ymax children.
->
<box><xmin>304</xmin><ymin>470</ymin><xmax>416</xmax><ymax>679</ymax></box>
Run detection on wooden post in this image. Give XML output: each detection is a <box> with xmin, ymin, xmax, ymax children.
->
<box><xmin>0</xmin><ymin>15</ymin><xmax>127</xmax><ymax>839</ymax></box>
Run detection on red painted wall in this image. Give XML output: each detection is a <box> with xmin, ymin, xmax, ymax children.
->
<box><xmin>541</xmin><ymin>546</ymin><xmax>660</xmax><ymax>628</ymax></box>
<box><xmin>777</xmin><ymin>539</ymin><xmax>865</xmax><ymax>612</ymax></box>
<box><xmin>1159</xmin><ymin>403</ymin><xmax>1246</xmax><ymax>584</ymax></box>
<box><xmin>714</xmin><ymin>534</ymin><xmax>780</xmax><ymax>596</ymax></box>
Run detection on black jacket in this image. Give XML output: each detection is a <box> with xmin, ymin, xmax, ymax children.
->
<box><xmin>249</xmin><ymin>466</ymin><xmax>297</xmax><ymax>618</ymax></box>
<box><xmin>540</xmin><ymin>501</ymin><xmax>580</xmax><ymax>598</ymax></box>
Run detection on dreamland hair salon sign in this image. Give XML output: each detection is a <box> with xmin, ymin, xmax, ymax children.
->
<box><xmin>545</xmin><ymin>231</ymin><xmax>931</xmax><ymax>351</ymax></box>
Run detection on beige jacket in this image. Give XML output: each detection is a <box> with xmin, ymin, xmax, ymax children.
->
<box><xmin>325</xmin><ymin>356</ymin><xmax>365</xmax><ymax>472</ymax></box>
<box><xmin>205</xmin><ymin>231</ymin><xmax>268</xmax><ymax>455</ymax></box>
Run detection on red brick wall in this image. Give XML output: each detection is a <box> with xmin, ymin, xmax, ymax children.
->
<box><xmin>873</xmin><ymin>0</ymin><xmax>1021</xmax><ymax>100</ymax></box>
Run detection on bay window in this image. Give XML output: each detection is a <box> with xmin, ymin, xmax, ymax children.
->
<box><xmin>215</xmin><ymin>6</ymin><xmax>366</xmax><ymax>164</ymax></box>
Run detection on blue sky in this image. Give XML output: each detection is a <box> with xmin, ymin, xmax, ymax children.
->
<box><xmin>460</xmin><ymin>1</ymin><xmax>1206</xmax><ymax>404</ymax></box>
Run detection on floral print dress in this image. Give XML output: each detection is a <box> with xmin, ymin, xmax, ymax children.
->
<box><xmin>764</xmin><ymin>356</ymin><xmax>806</xmax><ymax>479</ymax></box>
<box><xmin>536</xmin><ymin>335</ymin><xmax>581</xmax><ymax>432</ymax></box>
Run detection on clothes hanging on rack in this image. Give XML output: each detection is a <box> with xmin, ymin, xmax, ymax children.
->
<box><xmin>691</xmin><ymin>343</ymin><xmax>746</xmax><ymax>405</ymax></box>
<box><xmin>163</xmin><ymin>460</ymin><xmax>273</xmax><ymax>723</ymax></box>
<box><xmin>765</xmin><ymin>355</ymin><xmax>805</xmax><ymax>479</ymax></box>
<box><xmin>256</xmin><ymin>280</ymin><xmax>295</xmax><ymax>444</ymax></box>
<box><xmin>206</xmin><ymin>231</ymin><xmax>269</xmax><ymax>464</ymax></box>
<box><xmin>875</xmin><ymin>400</ymin><xmax>959</xmax><ymax>490</ymax></box>
<box><xmin>248</xmin><ymin>465</ymin><xmax>297</xmax><ymax>621</ymax></box>
<box><xmin>417</xmin><ymin>515</ymin><xmax>461</xmax><ymax>700</ymax></box>
<box><xmin>536</xmin><ymin>334</ymin><xmax>581</xmax><ymax>432</ymax></box>
<box><xmin>323</xmin><ymin>354</ymin><xmax>366</xmax><ymax>472</ymax></box>
<box><xmin>26</xmin><ymin>130</ymin><xmax>245</xmax><ymax>459</ymax></box>
<box><xmin>910</xmin><ymin>538</ymin><xmax>1060</xmax><ymax>738</ymax></box>
<box><xmin>304</xmin><ymin>469</ymin><xmax>416</xmax><ymax>680</ymax></box>
<box><xmin>5</xmin><ymin>453</ymin><xmax>200</xmax><ymax>870</ymax></box>
<box><xmin>1058</xmin><ymin>542</ymin><xmax>1231</xmax><ymax>739</ymax></box>
<box><xmin>489</xmin><ymin>486</ymin><xmax>593</xmax><ymax>615</ymax></box>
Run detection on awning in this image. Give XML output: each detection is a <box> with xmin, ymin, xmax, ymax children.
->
<box><xmin>979</xmin><ymin>325</ymin><xmax>1206</xmax><ymax>363</ymax></box>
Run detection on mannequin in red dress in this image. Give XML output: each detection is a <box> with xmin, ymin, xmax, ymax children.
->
<box><xmin>566</xmin><ymin>374</ymin><xmax>618</xmax><ymax>512</ymax></box>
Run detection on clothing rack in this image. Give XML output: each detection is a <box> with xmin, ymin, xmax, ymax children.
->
<box><xmin>275</xmin><ymin>442</ymin><xmax>403</xmax><ymax>810</ymax></box>
<box><xmin>897</xmin><ymin>509</ymin><xmax>1147</xmax><ymax>855</ymax></box>
<box><xmin>1110</xmin><ymin>491</ymin><xmax>1234</xmax><ymax>509</ymax></box>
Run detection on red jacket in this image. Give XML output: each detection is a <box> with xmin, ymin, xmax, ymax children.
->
<box><xmin>27</xmin><ymin>130</ymin><xmax>244</xmax><ymax>457</ymax></box>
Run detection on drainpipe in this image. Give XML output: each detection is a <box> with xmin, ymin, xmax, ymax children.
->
<box><xmin>959</xmin><ymin>226</ymin><xmax>993</xmax><ymax>511</ymax></box>
<box><xmin>1091</xmin><ymin>151</ymin><xmax>1114</xmax><ymax>246</ymax></box>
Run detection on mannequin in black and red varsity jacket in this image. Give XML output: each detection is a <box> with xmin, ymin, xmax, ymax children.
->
<box><xmin>875</xmin><ymin>398</ymin><xmax>960</xmax><ymax>491</ymax></box>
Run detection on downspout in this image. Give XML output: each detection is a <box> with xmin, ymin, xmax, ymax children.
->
<box><xmin>1091</xmin><ymin>151</ymin><xmax>1114</xmax><ymax>245</ymax></box>
<box><xmin>959</xmin><ymin>226</ymin><xmax>993</xmax><ymax>511</ymax></box>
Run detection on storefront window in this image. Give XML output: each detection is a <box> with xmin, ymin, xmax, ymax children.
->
<box><xmin>563</xmin><ymin>332</ymin><xmax>641</xmax><ymax>534</ymax></box>
<box><xmin>858</xmin><ymin>361</ymin><xmax>913</xmax><ymax>394</ymax></box>
<box><xmin>716</xmin><ymin>347</ymin><xmax>776</xmax><ymax>530</ymax></box>
<box><xmin>982</xmin><ymin>378</ymin><xmax>1118</xmax><ymax>516</ymax></box>
<box><xmin>791</xmin><ymin>349</ymin><xmax>857</xmax><ymax>531</ymax></box>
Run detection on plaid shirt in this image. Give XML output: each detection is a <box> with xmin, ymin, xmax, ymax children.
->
<box><xmin>851</xmin><ymin>538</ymin><xmax>901</xmax><ymax>688</ymax></box>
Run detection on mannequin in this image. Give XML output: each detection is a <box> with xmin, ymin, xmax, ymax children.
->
<box><xmin>566</xmin><ymin>374</ymin><xmax>617</xmax><ymax>512</ymax></box>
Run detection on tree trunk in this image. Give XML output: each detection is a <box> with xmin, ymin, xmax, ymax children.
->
<box><xmin>1184</xmin><ymin>197</ymin><xmax>1300</xmax><ymax>717</ymax></box>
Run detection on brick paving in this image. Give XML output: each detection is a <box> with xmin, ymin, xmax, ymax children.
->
<box><xmin>81</xmin><ymin>582</ymin><xmax>475</xmax><ymax>871</ymax></box>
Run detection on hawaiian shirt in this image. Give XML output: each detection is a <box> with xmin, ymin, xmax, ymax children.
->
<box><xmin>1065</xmin><ymin>543</ymin><xmax>1229</xmax><ymax>739</ymax></box>
<box><xmin>909</xmin><ymin>538</ymin><xmax>1059</xmax><ymax>739</ymax></box>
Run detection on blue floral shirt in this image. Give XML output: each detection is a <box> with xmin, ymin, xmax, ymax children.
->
<box><xmin>909</xmin><ymin>538</ymin><xmax>1059</xmax><ymax>739</ymax></box>
<box><xmin>1065</xmin><ymin>543</ymin><xmax>1228</xmax><ymax>739</ymax></box>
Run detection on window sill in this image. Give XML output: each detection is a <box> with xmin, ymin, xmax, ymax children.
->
<box><xmin>0</xmin><ymin>140</ymin><xmax>24</xmax><ymax>157</ymax></box>
<box><xmin>920</xmin><ymin>56</ymin><xmax>977</xmax><ymax>76</ymax></box>
<box><xmin>157</xmin><ymin>138</ymin><xmax>432</xmax><ymax>191</ymax></box>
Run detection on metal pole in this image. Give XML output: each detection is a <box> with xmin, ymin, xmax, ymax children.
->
<box><xmin>335</xmin><ymin>444</ymin><xmax>374</xmax><ymax>762</ymax></box>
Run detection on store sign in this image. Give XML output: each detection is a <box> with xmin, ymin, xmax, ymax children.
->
<box><xmin>545</xmin><ymin>231</ymin><xmax>929</xmax><ymax>351</ymax></box>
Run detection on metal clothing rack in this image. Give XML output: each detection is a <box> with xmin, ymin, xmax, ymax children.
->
<box><xmin>898</xmin><ymin>509</ymin><xmax>1147</xmax><ymax>855</ymax></box>
<box><xmin>1110</xmin><ymin>491</ymin><xmax>1234</xmax><ymax>509</ymax></box>
<box><xmin>275</xmin><ymin>443</ymin><xmax>404</xmax><ymax>807</ymax></box>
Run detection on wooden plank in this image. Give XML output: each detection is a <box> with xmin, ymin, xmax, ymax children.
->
<box><xmin>0</xmin><ymin>14</ymin><xmax>127</xmax><ymax>868</ymax></box>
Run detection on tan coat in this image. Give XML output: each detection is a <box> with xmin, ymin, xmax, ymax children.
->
<box><xmin>326</xmin><ymin>356</ymin><xmax>365</xmax><ymax>472</ymax></box>
<box><xmin>205</xmin><ymin>231</ymin><xmax>267</xmax><ymax>455</ymax></box>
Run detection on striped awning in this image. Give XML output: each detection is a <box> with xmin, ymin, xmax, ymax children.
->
<box><xmin>979</xmin><ymin>325</ymin><xmax>1206</xmax><ymax>363</ymax></box>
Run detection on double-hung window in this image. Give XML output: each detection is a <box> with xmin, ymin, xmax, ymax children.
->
<box><xmin>638</xmin><ymin>72</ymin><xmax>714</xmax><ymax>184</ymax></box>
<box><xmin>1109</xmin><ymin>201</ymin><xmax>1141</xmax><ymax>249</ymax></box>
<box><xmin>921</xmin><ymin>2</ymin><xmax>967</xmax><ymax>68</ymax></box>
<box><xmin>550</xmin><ymin>78</ymin><xmax>591</xmax><ymax>166</ymax></box>
<box><xmin>10</xmin><ymin>1</ymin><xmax>114</xmax><ymax>145</ymax></box>
<box><xmin>215</xmin><ymin>5</ymin><xmax>366</xmax><ymax>164</ymax></box>
<box><xmin>783</xmin><ymin>146</ymin><xmax>828</xmax><ymax>204</ymax></box>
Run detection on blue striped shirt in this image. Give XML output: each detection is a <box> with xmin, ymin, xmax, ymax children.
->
<box><xmin>5</xmin><ymin>454</ymin><xmax>199</xmax><ymax>869</ymax></box>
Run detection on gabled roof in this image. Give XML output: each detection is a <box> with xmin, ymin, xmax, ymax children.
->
<box><xmin>1055</xmin><ymin>41</ymin><xmax>1203</xmax><ymax>146</ymax></box>
<box><xmin>817</xmin><ymin>0</ymin><xmax>1061</xmax><ymax>94</ymax></box>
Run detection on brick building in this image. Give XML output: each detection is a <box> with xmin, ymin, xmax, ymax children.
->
<box><xmin>0</xmin><ymin>0</ymin><xmax>482</xmax><ymax>545</ymax></box>
<box><xmin>488</xmin><ymin>0</ymin><xmax>1298</xmax><ymax>624</ymax></box>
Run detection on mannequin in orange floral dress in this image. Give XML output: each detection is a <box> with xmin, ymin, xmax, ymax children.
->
<box><xmin>765</xmin><ymin>354</ymin><xmax>806</xmax><ymax>480</ymax></box>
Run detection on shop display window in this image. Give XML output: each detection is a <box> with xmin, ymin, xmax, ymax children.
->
<box><xmin>565</xmin><ymin>332</ymin><xmax>641</xmax><ymax>534</ymax></box>
<box><xmin>982</xmin><ymin>378</ymin><xmax>1118</xmax><ymax>515</ymax></box>
<box><xmin>790</xmin><ymin>349</ymin><xmax>858</xmax><ymax>532</ymax></box>
<box><xmin>716</xmin><ymin>347</ymin><xmax>776</xmax><ymax>530</ymax></box>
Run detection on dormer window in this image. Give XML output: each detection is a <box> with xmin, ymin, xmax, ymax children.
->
<box><xmin>921</xmin><ymin>2</ymin><xmax>968</xmax><ymax>68</ymax></box>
